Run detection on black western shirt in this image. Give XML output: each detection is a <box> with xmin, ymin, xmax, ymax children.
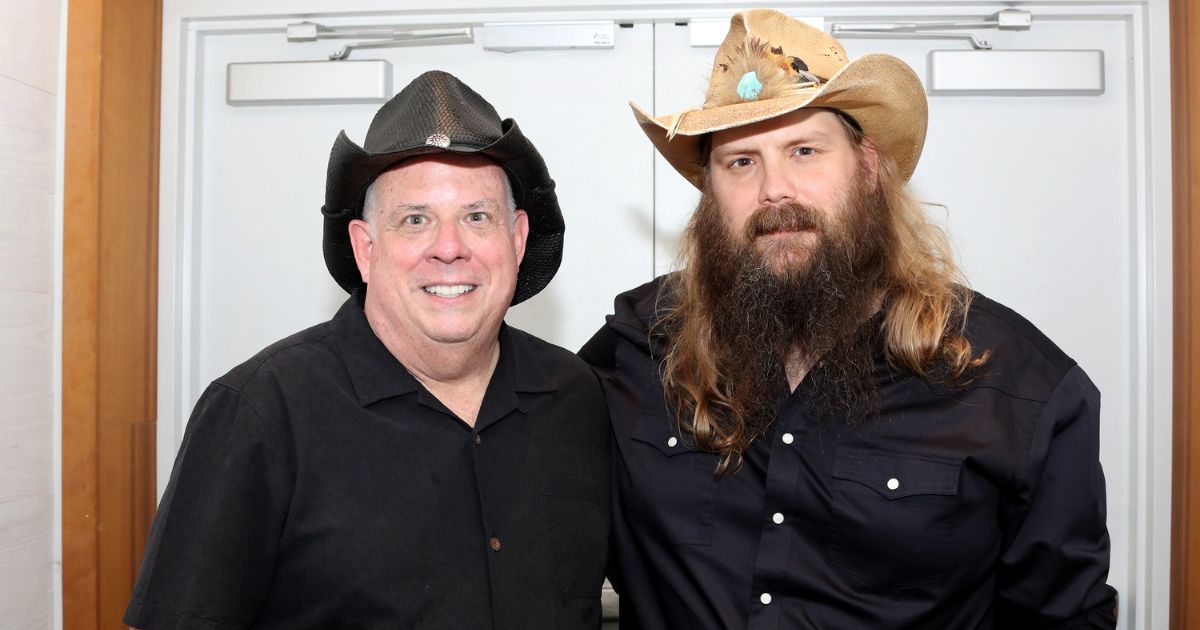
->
<box><xmin>125</xmin><ymin>292</ymin><xmax>610</xmax><ymax>630</ymax></box>
<box><xmin>580</xmin><ymin>276</ymin><xmax>1117</xmax><ymax>629</ymax></box>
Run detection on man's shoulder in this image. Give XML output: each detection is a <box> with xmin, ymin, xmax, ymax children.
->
<box><xmin>507</xmin><ymin>326</ymin><xmax>601</xmax><ymax>389</ymax></box>
<box><xmin>962</xmin><ymin>291</ymin><xmax>1081</xmax><ymax>398</ymax></box>
<box><xmin>610</xmin><ymin>274</ymin><xmax>674</xmax><ymax>338</ymax></box>
<box><xmin>966</xmin><ymin>292</ymin><xmax>1075</xmax><ymax>369</ymax></box>
<box><xmin>579</xmin><ymin>274</ymin><xmax>673</xmax><ymax>369</ymax></box>
<box><xmin>213</xmin><ymin>318</ymin><xmax>341</xmax><ymax>393</ymax></box>
<box><xmin>618</xmin><ymin>273</ymin><xmax>671</xmax><ymax>309</ymax></box>
<box><xmin>614</xmin><ymin>274</ymin><xmax>670</xmax><ymax>306</ymax></box>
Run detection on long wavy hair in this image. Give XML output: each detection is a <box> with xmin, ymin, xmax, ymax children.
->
<box><xmin>658</xmin><ymin>116</ymin><xmax>989</xmax><ymax>475</ymax></box>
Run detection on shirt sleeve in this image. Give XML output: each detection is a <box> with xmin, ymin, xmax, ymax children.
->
<box><xmin>995</xmin><ymin>365</ymin><xmax>1119</xmax><ymax>628</ymax></box>
<box><xmin>124</xmin><ymin>382</ymin><xmax>295</xmax><ymax>630</ymax></box>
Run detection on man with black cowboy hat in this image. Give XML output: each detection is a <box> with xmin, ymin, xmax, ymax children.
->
<box><xmin>581</xmin><ymin>9</ymin><xmax>1117</xmax><ymax>629</ymax></box>
<box><xmin>125</xmin><ymin>71</ymin><xmax>609</xmax><ymax>630</ymax></box>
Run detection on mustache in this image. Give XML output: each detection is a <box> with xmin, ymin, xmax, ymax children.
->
<box><xmin>744</xmin><ymin>203</ymin><xmax>826</xmax><ymax>239</ymax></box>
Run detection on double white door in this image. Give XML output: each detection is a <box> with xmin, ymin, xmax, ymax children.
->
<box><xmin>161</xmin><ymin>5</ymin><xmax>1169</xmax><ymax>628</ymax></box>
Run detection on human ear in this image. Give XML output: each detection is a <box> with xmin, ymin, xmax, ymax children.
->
<box><xmin>348</xmin><ymin>219</ymin><xmax>375</xmax><ymax>284</ymax></box>
<box><xmin>511</xmin><ymin>210</ymin><xmax>530</xmax><ymax>265</ymax></box>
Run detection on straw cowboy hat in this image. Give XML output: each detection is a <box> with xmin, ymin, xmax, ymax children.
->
<box><xmin>321</xmin><ymin>70</ymin><xmax>564</xmax><ymax>305</ymax></box>
<box><xmin>633</xmin><ymin>9</ymin><xmax>929</xmax><ymax>188</ymax></box>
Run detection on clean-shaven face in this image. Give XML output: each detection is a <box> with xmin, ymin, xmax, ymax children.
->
<box><xmin>348</xmin><ymin>153</ymin><xmax>528</xmax><ymax>349</ymax></box>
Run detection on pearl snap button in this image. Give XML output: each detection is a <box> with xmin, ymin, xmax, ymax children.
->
<box><xmin>781</xmin><ymin>433</ymin><xmax>794</xmax><ymax>445</ymax></box>
<box><xmin>667</xmin><ymin>437</ymin><xmax>679</xmax><ymax>448</ymax></box>
<box><xmin>760</xmin><ymin>593</ymin><xmax>773</xmax><ymax>605</ymax></box>
<box><xmin>887</xmin><ymin>477</ymin><xmax>900</xmax><ymax>491</ymax></box>
<box><xmin>772</xmin><ymin>512</ymin><xmax>784</xmax><ymax>525</ymax></box>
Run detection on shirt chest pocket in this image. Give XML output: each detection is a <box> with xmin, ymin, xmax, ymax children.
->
<box><xmin>624</xmin><ymin>413</ymin><xmax>719</xmax><ymax>546</ymax></box>
<box><xmin>826</xmin><ymin>447</ymin><xmax>963</xmax><ymax>593</ymax></box>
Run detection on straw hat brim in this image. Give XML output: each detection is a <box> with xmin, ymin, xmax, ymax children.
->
<box><xmin>633</xmin><ymin>53</ymin><xmax>928</xmax><ymax>188</ymax></box>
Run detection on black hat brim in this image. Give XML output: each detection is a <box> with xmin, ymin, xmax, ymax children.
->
<box><xmin>322</xmin><ymin>118</ymin><xmax>563</xmax><ymax>305</ymax></box>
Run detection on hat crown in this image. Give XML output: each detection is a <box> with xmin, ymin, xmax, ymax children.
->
<box><xmin>364</xmin><ymin>70</ymin><xmax>504</xmax><ymax>153</ymax></box>
<box><xmin>703</xmin><ymin>10</ymin><xmax>849</xmax><ymax>109</ymax></box>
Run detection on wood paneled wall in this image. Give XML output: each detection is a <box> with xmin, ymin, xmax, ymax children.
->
<box><xmin>0</xmin><ymin>0</ymin><xmax>60</xmax><ymax>625</ymax></box>
<box><xmin>62</xmin><ymin>0</ymin><xmax>162</xmax><ymax>627</ymax></box>
<box><xmin>1173</xmin><ymin>0</ymin><xmax>1200</xmax><ymax>617</ymax></box>
<box><xmin>1173</xmin><ymin>0</ymin><xmax>1200</xmax><ymax>627</ymax></box>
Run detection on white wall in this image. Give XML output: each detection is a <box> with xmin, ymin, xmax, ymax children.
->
<box><xmin>0</xmin><ymin>0</ymin><xmax>62</xmax><ymax>626</ymax></box>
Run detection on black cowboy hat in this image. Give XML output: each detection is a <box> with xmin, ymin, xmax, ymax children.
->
<box><xmin>321</xmin><ymin>70</ymin><xmax>564</xmax><ymax>305</ymax></box>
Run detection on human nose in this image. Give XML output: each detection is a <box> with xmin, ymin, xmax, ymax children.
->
<box><xmin>758</xmin><ymin>161</ymin><xmax>797</xmax><ymax>206</ymax></box>
<box><xmin>428</xmin><ymin>219</ymin><xmax>469</xmax><ymax>263</ymax></box>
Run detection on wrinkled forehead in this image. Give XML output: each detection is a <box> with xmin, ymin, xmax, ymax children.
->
<box><xmin>385</xmin><ymin>151</ymin><xmax>505</xmax><ymax>179</ymax></box>
<box><xmin>377</xmin><ymin>151</ymin><xmax>516</xmax><ymax>209</ymax></box>
<box><xmin>373</xmin><ymin>153</ymin><xmax>507</xmax><ymax>194</ymax></box>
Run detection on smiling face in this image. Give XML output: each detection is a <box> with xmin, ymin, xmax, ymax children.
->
<box><xmin>707</xmin><ymin>108</ymin><xmax>874</xmax><ymax>274</ymax></box>
<box><xmin>348</xmin><ymin>153</ymin><xmax>528</xmax><ymax>353</ymax></box>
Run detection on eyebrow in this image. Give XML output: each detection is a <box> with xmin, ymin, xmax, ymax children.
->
<box><xmin>713</xmin><ymin>130</ymin><xmax>836</xmax><ymax>158</ymax></box>
<box><xmin>464</xmin><ymin>199</ymin><xmax>501</xmax><ymax>211</ymax></box>
<box><xmin>389</xmin><ymin>198</ymin><xmax>501</xmax><ymax>213</ymax></box>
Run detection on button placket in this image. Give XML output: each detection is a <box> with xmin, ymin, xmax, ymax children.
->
<box><xmin>749</xmin><ymin>420</ymin><xmax>803</xmax><ymax>626</ymax></box>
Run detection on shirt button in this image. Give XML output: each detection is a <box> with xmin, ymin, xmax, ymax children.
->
<box><xmin>667</xmin><ymin>436</ymin><xmax>679</xmax><ymax>448</ymax></box>
<box><xmin>887</xmin><ymin>477</ymin><xmax>900</xmax><ymax>491</ymax></box>
<box><xmin>781</xmin><ymin>432</ymin><xmax>794</xmax><ymax>445</ymax></box>
<box><xmin>771</xmin><ymin>512</ymin><xmax>784</xmax><ymax>525</ymax></box>
<box><xmin>474</xmin><ymin>435</ymin><xmax>482</xmax><ymax>445</ymax></box>
<box><xmin>489</xmin><ymin>537</ymin><xmax>502</xmax><ymax>552</ymax></box>
<box><xmin>760</xmin><ymin>592</ymin><xmax>773</xmax><ymax>605</ymax></box>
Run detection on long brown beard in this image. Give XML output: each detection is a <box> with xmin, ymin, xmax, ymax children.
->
<box><xmin>685</xmin><ymin>167</ymin><xmax>894</xmax><ymax>436</ymax></box>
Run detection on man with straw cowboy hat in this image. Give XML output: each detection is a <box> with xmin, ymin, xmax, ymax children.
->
<box><xmin>582</xmin><ymin>9</ymin><xmax>1117</xmax><ymax>628</ymax></box>
<box><xmin>125</xmin><ymin>71</ymin><xmax>609</xmax><ymax>629</ymax></box>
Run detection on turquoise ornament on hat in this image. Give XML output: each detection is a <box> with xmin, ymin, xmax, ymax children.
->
<box><xmin>736</xmin><ymin>71</ymin><xmax>763</xmax><ymax>100</ymax></box>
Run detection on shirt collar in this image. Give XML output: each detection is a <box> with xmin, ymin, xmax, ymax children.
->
<box><xmin>332</xmin><ymin>290</ymin><xmax>421</xmax><ymax>407</ymax></box>
<box><xmin>331</xmin><ymin>290</ymin><xmax>560</xmax><ymax>411</ymax></box>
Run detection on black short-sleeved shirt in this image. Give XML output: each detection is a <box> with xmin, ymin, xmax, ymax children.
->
<box><xmin>125</xmin><ymin>292</ymin><xmax>610</xmax><ymax>630</ymax></box>
<box><xmin>580</xmin><ymin>276</ymin><xmax>1118</xmax><ymax>630</ymax></box>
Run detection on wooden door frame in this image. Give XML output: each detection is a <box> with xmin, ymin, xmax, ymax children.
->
<box><xmin>62</xmin><ymin>0</ymin><xmax>162</xmax><ymax>627</ymax></box>
<box><xmin>56</xmin><ymin>0</ymin><xmax>1200</xmax><ymax>627</ymax></box>
<box><xmin>1171</xmin><ymin>0</ymin><xmax>1200</xmax><ymax>627</ymax></box>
